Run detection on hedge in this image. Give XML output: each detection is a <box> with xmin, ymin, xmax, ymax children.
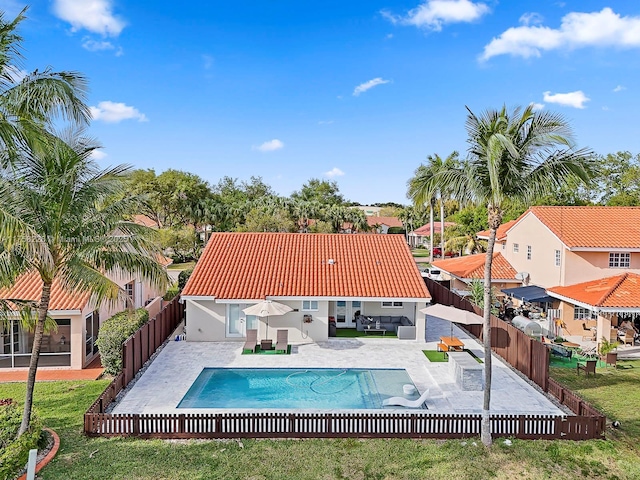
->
<box><xmin>177</xmin><ymin>268</ymin><xmax>194</xmax><ymax>290</ymax></box>
<box><xmin>0</xmin><ymin>399</ymin><xmax>43</xmax><ymax>480</ymax></box>
<box><xmin>96</xmin><ymin>308</ymin><xmax>149</xmax><ymax>375</ymax></box>
<box><xmin>163</xmin><ymin>284</ymin><xmax>180</xmax><ymax>301</ymax></box>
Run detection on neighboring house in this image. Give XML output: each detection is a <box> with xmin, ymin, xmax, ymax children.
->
<box><xmin>366</xmin><ymin>216</ymin><xmax>403</xmax><ymax>234</ymax></box>
<box><xmin>431</xmin><ymin>252</ymin><xmax>520</xmax><ymax>297</ymax></box>
<box><xmin>0</xmin><ymin>263</ymin><xmax>170</xmax><ymax>370</ymax></box>
<box><xmin>475</xmin><ymin>219</ymin><xmax>518</xmax><ymax>249</ymax></box>
<box><xmin>181</xmin><ymin>233</ymin><xmax>432</xmax><ymax>343</ymax></box>
<box><xmin>495</xmin><ymin>206</ymin><xmax>640</xmax><ymax>339</ymax></box>
<box><xmin>354</xmin><ymin>206</ymin><xmax>383</xmax><ymax>217</ymax></box>
<box><xmin>407</xmin><ymin>222</ymin><xmax>457</xmax><ymax>248</ymax></box>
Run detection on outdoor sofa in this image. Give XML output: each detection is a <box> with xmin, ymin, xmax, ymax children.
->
<box><xmin>356</xmin><ymin>315</ymin><xmax>414</xmax><ymax>333</ymax></box>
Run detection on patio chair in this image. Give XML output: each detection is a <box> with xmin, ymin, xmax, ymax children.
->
<box><xmin>577</xmin><ymin>359</ymin><xmax>596</xmax><ymax>377</ymax></box>
<box><xmin>622</xmin><ymin>329</ymin><xmax>635</xmax><ymax>346</ymax></box>
<box><xmin>582</xmin><ymin>323</ymin><xmax>595</xmax><ymax>341</ymax></box>
<box><xmin>383</xmin><ymin>388</ymin><xmax>430</xmax><ymax>409</ymax></box>
<box><xmin>243</xmin><ymin>329</ymin><xmax>258</xmax><ymax>353</ymax></box>
<box><xmin>275</xmin><ymin>329</ymin><xmax>289</xmax><ymax>354</ymax></box>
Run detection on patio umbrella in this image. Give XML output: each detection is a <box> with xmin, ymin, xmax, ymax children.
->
<box><xmin>243</xmin><ymin>300</ymin><xmax>293</xmax><ymax>338</ymax></box>
<box><xmin>419</xmin><ymin>304</ymin><xmax>484</xmax><ymax>337</ymax></box>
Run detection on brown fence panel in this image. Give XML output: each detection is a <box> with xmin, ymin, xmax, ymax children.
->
<box><xmin>83</xmin><ymin>412</ymin><xmax>604</xmax><ymax>440</ymax></box>
<box><xmin>140</xmin><ymin>323</ymin><xmax>150</xmax><ymax>366</ymax></box>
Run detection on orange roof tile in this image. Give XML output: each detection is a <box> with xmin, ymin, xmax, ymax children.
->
<box><xmin>432</xmin><ymin>252</ymin><xmax>518</xmax><ymax>280</ymax></box>
<box><xmin>476</xmin><ymin>219</ymin><xmax>518</xmax><ymax>242</ymax></box>
<box><xmin>412</xmin><ymin>222</ymin><xmax>457</xmax><ymax>236</ymax></box>
<box><xmin>547</xmin><ymin>273</ymin><xmax>640</xmax><ymax>309</ymax></box>
<box><xmin>0</xmin><ymin>272</ymin><xmax>90</xmax><ymax>311</ymax></box>
<box><xmin>527</xmin><ymin>206</ymin><xmax>640</xmax><ymax>249</ymax></box>
<box><xmin>132</xmin><ymin>214</ymin><xmax>158</xmax><ymax>228</ymax></box>
<box><xmin>182</xmin><ymin>233</ymin><xmax>431</xmax><ymax>300</ymax></box>
<box><xmin>366</xmin><ymin>216</ymin><xmax>403</xmax><ymax>228</ymax></box>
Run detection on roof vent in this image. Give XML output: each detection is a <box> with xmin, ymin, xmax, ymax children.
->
<box><xmin>328</xmin><ymin>259</ymin><xmax>335</xmax><ymax>265</ymax></box>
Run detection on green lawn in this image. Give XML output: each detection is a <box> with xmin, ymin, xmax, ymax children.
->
<box><xmin>167</xmin><ymin>261</ymin><xmax>195</xmax><ymax>270</ymax></box>
<box><xmin>411</xmin><ymin>249</ymin><xmax>431</xmax><ymax>258</ymax></box>
<box><xmin>2</xmin><ymin>377</ymin><xmax>640</xmax><ymax>479</ymax></box>
<box><xmin>335</xmin><ymin>328</ymin><xmax>397</xmax><ymax>338</ymax></box>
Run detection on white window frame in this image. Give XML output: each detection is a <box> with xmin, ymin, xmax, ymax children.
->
<box><xmin>574</xmin><ymin>307</ymin><xmax>597</xmax><ymax>320</ymax></box>
<box><xmin>513</xmin><ymin>243</ymin><xmax>519</xmax><ymax>253</ymax></box>
<box><xmin>554</xmin><ymin>250</ymin><xmax>561</xmax><ymax>267</ymax></box>
<box><xmin>527</xmin><ymin>245</ymin><xmax>532</xmax><ymax>260</ymax></box>
<box><xmin>609</xmin><ymin>252</ymin><xmax>630</xmax><ymax>268</ymax></box>
<box><xmin>381</xmin><ymin>301</ymin><xmax>403</xmax><ymax>308</ymax></box>
<box><xmin>301</xmin><ymin>300</ymin><xmax>319</xmax><ymax>311</ymax></box>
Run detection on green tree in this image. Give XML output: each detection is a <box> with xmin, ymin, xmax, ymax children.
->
<box><xmin>291</xmin><ymin>178</ymin><xmax>345</xmax><ymax>205</ymax></box>
<box><xmin>597</xmin><ymin>151</ymin><xmax>640</xmax><ymax>205</ymax></box>
<box><xmin>237</xmin><ymin>206</ymin><xmax>296</xmax><ymax>232</ymax></box>
<box><xmin>419</xmin><ymin>105</ymin><xmax>594</xmax><ymax>446</ymax></box>
<box><xmin>0</xmin><ymin>9</ymin><xmax>90</xmax><ymax>167</ymax></box>
<box><xmin>0</xmin><ymin>129</ymin><xmax>169</xmax><ymax>435</ymax></box>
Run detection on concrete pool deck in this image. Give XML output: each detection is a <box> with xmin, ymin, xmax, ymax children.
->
<box><xmin>112</xmin><ymin>317</ymin><xmax>564</xmax><ymax>416</ymax></box>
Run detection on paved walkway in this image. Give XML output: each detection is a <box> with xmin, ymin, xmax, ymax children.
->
<box><xmin>113</xmin><ymin>319</ymin><xmax>563</xmax><ymax>416</ymax></box>
<box><xmin>0</xmin><ymin>356</ymin><xmax>104</xmax><ymax>383</ymax></box>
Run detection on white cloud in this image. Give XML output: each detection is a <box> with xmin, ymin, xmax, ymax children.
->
<box><xmin>386</xmin><ymin>33</ymin><xmax>394</xmax><ymax>39</ymax></box>
<box><xmin>613</xmin><ymin>85</ymin><xmax>626</xmax><ymax>92</ymax></box>
<box><xmin>53</xmin><ymin>0</ymin><xmax>126</xmax><ymax>36</ymax></box>
<box><xmin>382</xmin><ymin>0</ymin><xmax>490</xmax><ymax>31</ymax></box>
<box><xmin>530</xmin><ymin>102</ymin><xmax>545</xmax><ymax>111</ymax></box>
<box><xmin>519</xmin><ymin>12</ymin><xmax>544</xmax><ymax>26</ymax></box>
<box><xmin>482</xmin><ymin>8</ymin><xmax>640</xmax><ymax>61</ymax></box>
<box><xmin>90</xmin><ymin>101</ymin><xmax>148</xmax><ymax>123</ymax></box>
<box><xmin>90</xmin><ymin>150</ymin><xmax>107</xmax><ymax>160</ymax></box>
<box><xmin>353</xmin><ymin>78</ymin><xmax>390</xmax><ymax>96</ymax></box>
<box><xmin>254</xmin><ymin>139</ymin><xmax>284</xmax><ymax>152</ymax></box>
<box><xmin>542</xmin><ymin>90</ymin><xmax>590</xmax><ymax>109</ymax></box>
<box><xmin>82</xmin><ymin>38</ymin><xmax>115</xmax><ymax>52</ymax></box>
<box><xmin>325</xmin><ymin>167</ymin><xmax>345</xmax><ymax>178</ymax></box>
<box><xmin>318</xmin><ymin>120</ymin><xmax>334</xmax><ymax>125</ymax></box>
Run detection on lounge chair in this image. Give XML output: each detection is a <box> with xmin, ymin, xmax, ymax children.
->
<box><xmin>622</xmin><ymin>329</ymin><xmax>635</xmax><ymax>346</ymax></box>
<box><xmin>275</xmin><ymin>329</ymin><xmax>288</xmax><ymax>354</ymax></box>
<box><xmin>383</xmin><ymin>388</ymin><xmax>430</xmax><ymax>409</ymax></box>
<box><xmin>243</xmin><ymin>329</ymin><xmax>258</xmax><ymax>353</ymax></box>
<box><xmin>549</xmin><ymin>344</ymin><xmax>572</xmax><ymax>360</ymax></box>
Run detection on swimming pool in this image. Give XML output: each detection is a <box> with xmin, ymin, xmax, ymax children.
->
<box><xmin>177</xmin><ymin>368</ymin><xmax>417</xmax><ymax>409</ymax></box>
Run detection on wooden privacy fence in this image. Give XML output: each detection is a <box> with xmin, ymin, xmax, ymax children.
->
<box><xmin>84</xmin><ymin>412</ymin><xmax>602</xmax><ymax>441</ymax></box>
<box><xmin>424</xmin><ymin>278</ymin><xmax>549</xmax><ymax>391</ymax></box>
<box><xmin>86</xmin><ymin>296</ymin><xmax>185</xmax><ymax>416</ymax></box>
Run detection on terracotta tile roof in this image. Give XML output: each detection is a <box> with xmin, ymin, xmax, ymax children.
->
<box><xmin>366</xmin><ymin>216</ymin><xmax>403</xmax><ymax>228</ymax></box>
<box><xmin>0</xmin><ymin>272</ymin><xmax>90</xmax><ymax>311</ymax></box>
<box><xmin>411</xmin><ymin>222</ymin><xmax>457</xmax><ymax>236</ymax></box>
<box><xmin>476</xmin><ymin>219</ymin><xmax>518</xmax><ymax>242</ymax></box>
<box><xmin>182</xmin><ymin>233</ymin><xmax>431</xmax><ymax>300</ymax></box>
<box><xmin>527</xmin><ymin>206</ymin><xmax>640</xmax><ymax>249</ymax></box>
<box><xmin>132</xmin><ymin>214</ymin><xmax>158</xmax><ymax>228</ymax></box>
<box><xmin>432</xmin><ymin>252</ymin><xmax>518</xmax><ymax>280</ymax></box>
<box><xmin>547</xmin><ymin>273</ymin><xmax>640</xmax><ymax>309</ymax></box>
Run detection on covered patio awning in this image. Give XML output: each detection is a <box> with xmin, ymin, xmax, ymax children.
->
<box><xmin>501</xmin><ymin>285</ymin><xmax>555</xmax><ymax>303</ymax></box>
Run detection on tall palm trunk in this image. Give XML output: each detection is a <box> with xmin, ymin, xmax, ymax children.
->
<box><xmin>481</xmin><ymin>206</ymin><xmax>502</xmax><ymax>447</ymax></box>
<box><xmin>439</xmin><ymin>199</ymin><xmax>445</xmax><ymax>258</ymax></box>
<box><xmin>428</xmin><ymin>198</ymin><xmax>435</xmax><ymax>263</ymax></box>
<box><xmin>19</xmin><ymin>282</ymin><xmax>52</xmax><ymax>436</ymax></box>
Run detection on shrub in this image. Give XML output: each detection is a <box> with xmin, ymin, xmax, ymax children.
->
<box><xmin>178</xmin><ymin>268</ymin><xmax>194</xmax><ymax>290</ymax></box>
<box><xmin>0</xmin><ymin>399</ymin><xmax>43</xmax><ymax>480</ymax></box>
<box><xmin>96</xmin><ymin>308</ymin><xmax>149</xmax><ymax>375</ymax></box>
<box><xmin>163</xmin><ymin>284</ymin><xmax>180</xmax><ymax>301</ymax></box>
<box><xmin>387</xmin><ymin>227</ymin><xmax>406</xmax><ymax>234</ymax></box>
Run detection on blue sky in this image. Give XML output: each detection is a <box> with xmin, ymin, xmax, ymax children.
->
<box><xmin>6</xmin><ymin>1</ymin><xmax>640</xmax><ymax>204</ymax></box>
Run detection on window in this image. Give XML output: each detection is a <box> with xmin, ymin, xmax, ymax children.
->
<box><xmin>382</xmin><ymin>301</ymin><xmax>403</xmax><ymax>308</ymax></box>
<box><xmin>513</xmin><ymin>243</ymin><xmax>519</xmax><ymax>253</ymax></box>
<box><xmin>609</xmin><ymin>252</ymin><xmax>630</xmax><ymax>268</ymax></box>
<box><xmin>502</xmin><ymin>242</ymin><xmax>505</xmax><ymax>250</ymax></box>
<box><xmin>527</xmin><ymin>245</ymin><xmax>532</xmax><ymax>260</ymax></box>
<box><xmin>124</xmin><ymin>281</ymin><xmax>135</xmax><ymax>307</ymax></box>
<box><xmin>302</xmin><ymin>300</ymin><xmax>318</xmax><ymax>311</ymax></box>
<box><xmin>574</xmin><ymin>307</ymin><xmax>597</xmax><ymax>320</ymax></box>
<box><xmin>554</xmin><ymin>250</ymin><xmax>561</xmax><ymax>267</ymax></box>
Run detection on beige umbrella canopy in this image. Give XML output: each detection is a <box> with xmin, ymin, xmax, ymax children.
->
<box><xmin>243</xmin><ymin>300</ymin><xmax>293</xmax><ymax>338</ymax></box>
<box><xmin>420</xmin><ymin>304</ymin><xmax>484</xmax><ymax>337</ymax></box>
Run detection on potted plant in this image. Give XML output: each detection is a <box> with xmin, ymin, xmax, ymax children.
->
<box><xmin>599</xmin><ymin>337</ymin><xmax>619</xmax><ymax>365</ymax></box>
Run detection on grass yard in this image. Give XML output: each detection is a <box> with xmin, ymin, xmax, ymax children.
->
<box><xmin>167</xmin><ymin>261</ymin><xmax>195</xmax><ymax>271</ymax></box>
<box><xmin>2</xmin><ymin>378</ymin><xmax>640</xmax><ymax>479</ymax></box>
<box><xmin>411</xmin><ymin>249</ymin><xmax>431</xmax><ymax>258</ymax></box>
<box><xmin>335</xmin><ymin>328</ymin><xmax>397</xmax><ymax>338</ymax></box>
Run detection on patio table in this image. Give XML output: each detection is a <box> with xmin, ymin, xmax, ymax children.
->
<box><xmin>440</xmin><ymin>336</ymin><xmax>465</xmax><ymax>352</ymax></box>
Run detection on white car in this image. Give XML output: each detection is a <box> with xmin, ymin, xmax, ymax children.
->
<box><xmin>420</xmin><ymin>267</ymin><xmax>443</xmax><ymax>281</ymax></box>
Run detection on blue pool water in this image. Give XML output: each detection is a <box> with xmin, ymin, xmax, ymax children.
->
<box><xmin>177</xmin><ymin>368</ymin><xmax>416</xmax><ymax>409</ymax></box>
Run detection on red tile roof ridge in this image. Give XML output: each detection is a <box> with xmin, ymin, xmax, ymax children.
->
<box><xmin>595</xmin><ymin>272</ymin><xmax>629</xmax><ymax>306</ymax></box>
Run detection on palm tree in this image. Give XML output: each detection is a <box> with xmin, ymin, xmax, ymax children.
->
<box><xmin>0</xmin><ymin>129</ymin><xmax>169</xmax><ymax>436</ymax></box>
<box><xmin>0</xmin><ymin>8</ymin><xmax>90</xmax><ymax>165</ymax></box>
<box><xmin>419</xmin><ymin>105</ymin><xmax>594</xmax><ymax>446</ymax></box>
<box><xmin>407</xmin><ymin>152</ymin><xmax>459</xmax><ymax>260</ymax></box>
